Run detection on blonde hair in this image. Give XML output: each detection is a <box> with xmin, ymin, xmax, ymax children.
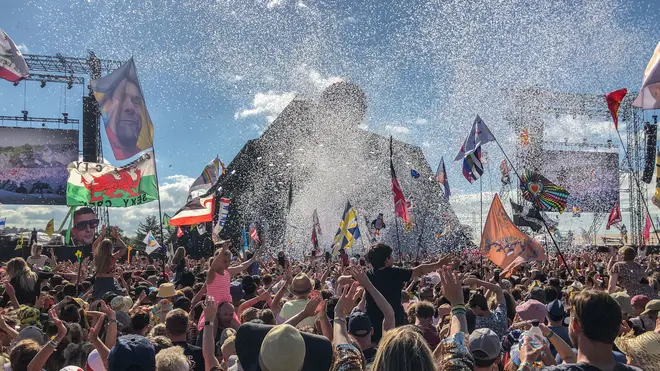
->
<box><xmin>371</xmin><ymin>326</ymin><xmax>436</xmax><ymax>371</ymax></box>
<box><xmin>95</xmin><ymin>239</ymin><xmax>114</xmax><ymax>273</ymax></box>
<box><xmin>150</xmin><ymin>323</ymin><xmax>167</xmax><ymax>337</ymax></box>
<box><xmin>6</xmin><ymin>258</ymin><xmax>37</xmax><ymax>291</ymax></box>
<box><xmin>155</xmin><ymin>345</ymin><xmax>189</xmax><ymax>371</ymax></box>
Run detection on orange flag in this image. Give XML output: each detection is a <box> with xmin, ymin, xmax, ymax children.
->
<box><xmin>481</xmin><ymin>194</ymin><xmax>546</xmax><ymax>275</ymax></box>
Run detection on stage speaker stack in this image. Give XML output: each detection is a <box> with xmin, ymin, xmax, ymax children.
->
<box><xmin>642</xmin><ymin>121</ymin><xmax>657</xmax><ymax>184</ymax></box>
<box><xmin>82</xmin><ymin>94</ymin><xmax>100</xmax><ymax>162</ymax></box>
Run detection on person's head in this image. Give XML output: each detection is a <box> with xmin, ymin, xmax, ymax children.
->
<box><xmin>218</xmin><ymin>302</ymin><xmax>235</xmax><ymax>328</ymax></box>
<box><xmin>108</xmin><ymin>335</ymin><xmax>156</xmax><ymax>371</ymax></box>
<box><xmin>172</xmin><ymin>247</ymin><xmax>186</xmax><ymax>265</ymax></box>
<box><xmin>259</xmin><ymin>324</ymin><xmax>307</xmax><ymax>371</ymax></box>
<box><xmin>371</xmin><ymin>326</ymin><xmax>435</xmax><ymax>371</ymax></box>
<box><xmin>105</xmin><ymin>76</ymin><xmax>144</xmax><ymax>150</ymax></box>
<box><xmin>619</xmin><ymin>246</ymin><xmax>636</xmax><ymax>262</ymax></box>
<box><xmin>31</xmin><ymin>244</ymin><xmax>43</xmax><ymax>257</ymax></box>
<box><xmin>367</xmin><ymin>243</ymin><xmax>394</xmax><ymax>269</ymax></box>
<box><xmin>155</xmin><ymin>345</ymin><xmax>189</xmax><ymax>371</ymax></box>
<box><xmin>72</xmin><ymin>207</ymin><xmax>98</xmax><ymax>245</ymax></box>
<box><xmin>546</xmin><ymin>299</ymin><xmax>565</xmax><ymax>323</ymax></box>
<box><xmin>130</xmin><ymin>308</ymin><xmax>152</xmax><ymax>336</ymax></box>
<box><xmin>411</xmin><ymin>301</ymin><xmax>435</xmax><ymax>327</ymax></box>
<box><xmin>240</xmin><ymin>307</ymin><xmax>260</xmax><ymax>323</ymax></box>
<box><xmin>10</xmin><ymin>339</ymin><xmax>40</xmax><ymax>371</ymax></box>
<box><xmin>469</xmin><ymin>328</ymin><xmax>502</xmax><ymax>370</ymax></box>
<box><xmin>569</xmin><ymin>290</ymin><xmax>622</xmax><ymax>349</ymax></box>
<box><xmin>259</xmin><ymin>309</ymin><xmax>276</xmax><ymax>325</ymax></box>
<box><xmin>468</xmin><ymin>293</ymin><xmax>490</xmax><ymax>316</ymax></box>
<box><xmin>6</xmin><ymin>258</ymin><xmax>37</xmax><ymax>291</ymax></box>
<box><xmin>262</xmin><ymin>274</ymin><xmax>273</xmax><ymax>288</ymax></box>
<box><xmin>641</xmin><ymin>299</ymin><xmax>660</xmax><ymax>321</ymax></box>
<box><xmin>348</xmin><ymin>312</ymin><xmax>373</xmax><ymax>346</ymax></box>
<box><xmin>631</xmin><ymin>295</ymin><xmax>650</xmax><ymax>316</ymax></box>
<box><xmin>290</xmin><ymin>273</ymin><xmax>313</xmax><ymax>299</ymax></box>
<box><xmin>212</xmin><ymin>244</ymin><xmax>232</xmax><ymax>271</ymax></box>
<box><xmin>95</xmin><ymin>239</ymin><xmax>115</xmax><ymax>274</ymax></box>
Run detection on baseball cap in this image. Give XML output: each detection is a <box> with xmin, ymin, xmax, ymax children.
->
<box><xmin>15</xmin><ymin>325</ymin><xmax>46</xmax><ymax>345</ymax></box>
<box><xmin>86</xmin><ymin>349</ymin><xmax>107</xmax><ymax>371</ymax></box>
<box><xmin>230</xmin><ymin>281</ymin><xmax>245</xmax><ymax>302</ymax></box>
<box><xmin>546</xmin><ymin>300</ymin><xmax>565</xmax><ymax>321</ymax></box>
<box><xmin>469</xmin><ymin>328</ymin><xmax>502</xmax><ymax>361</ymax></box>
<box><xmin>348</xmin><ymin>311</ymin><xmax>373</xmax><ymax>337</ymax></box>
<box><xmin>108</xmin><ymin>335</ymin><xmax>155</xmax><ymax>371</ymax></box>
<box><xmin>641</xmin><ymin>299</ymin><xmax>660</xmax><ymax>316</ymax></box>
<box><xmin>631</xmin><ymin>295</ymin><xmax>650</xmax><ymax>309</ymax></box>
<box><xmin>516</xmin><ymin>300</ymin><xmax>548</xmax><ymax>323</ymax></box>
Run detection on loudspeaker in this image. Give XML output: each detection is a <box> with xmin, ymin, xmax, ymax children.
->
<box><xmin>82</xmin><ymin>94</ymin><xmax>99</xmax><ymax>162</ymax></box>
<box><xmin>642</xmin><ymin>122</ymin><xmax>657</xmax><ymax>184</ymax></box>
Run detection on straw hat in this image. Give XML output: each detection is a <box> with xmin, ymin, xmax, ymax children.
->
<box><xmin>290</xmin><ymin>273</ymin><xmax>313</xmax><ymax>296</ymax></box>
<box><xmin>156</xmin><ymin>283</ymin><xmax>177</xmax><ymax>298</ymax></box>
<box><xmin>259</xmin><ymin>324</ymin><xmax>306</xmax><ymax>371</ymax></box>
<box><xmin>642</xmin><ymin>299</ymin><xmax>660</xmax><ymax>316</ymax></box>
<box><xmin>615</xmin><ymin>331</ymin><xmax>660</xmax><ymax>371</ymax></box>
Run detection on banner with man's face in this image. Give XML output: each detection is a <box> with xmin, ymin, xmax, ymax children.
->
<box><xmin>91</xmin><ymin>58</ymin><xmax>154</xmax><ymax>161</ymax></box>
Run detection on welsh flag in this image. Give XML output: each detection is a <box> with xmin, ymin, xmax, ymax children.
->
<box><xmin>66</xmin><ymin>151</ymin><xmax>158</xmax><ymax>207</ymax></box>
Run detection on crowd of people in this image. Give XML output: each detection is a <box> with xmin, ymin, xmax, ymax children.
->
<box><xmin>0</xmin><ymin>225</ymin><xmax>659</xmax><ymax>371</ymax></box>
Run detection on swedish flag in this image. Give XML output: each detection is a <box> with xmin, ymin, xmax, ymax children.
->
<box><xmin>332</xmin><ymin>201</ymin><xmax>361</xmax><ymax>254</ymax></box>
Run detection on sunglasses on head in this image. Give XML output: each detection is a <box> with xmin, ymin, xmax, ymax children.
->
<box><xmin>74</xmin><ymin>219</ymin><xmax>100</xmax><ymax>230</ymax></box>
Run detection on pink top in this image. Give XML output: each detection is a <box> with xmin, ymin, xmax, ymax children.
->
<box><xmin>197</xmin><ymin>269</ymin><xmax>233</xmax><ymax>331</ymax></box>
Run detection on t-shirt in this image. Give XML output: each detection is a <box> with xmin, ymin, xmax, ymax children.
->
<box><xmin>172</xmin><ymin>341</ymin><xmax>204</xmax><ymax>371</ymax></box>
<box><xmin>542</xmin><ymin>362</ymin><xmax>641</xmax><ymax>371</ymax></box>
<box><xmin>27</xmin><ymin>255</ymin><xmax>49</xmax><ymax>269</ymax></box>
<box><xmin>365</xmin><ymin>266</ymin><xmax>413</xmax><ymax>342</ymax></box>
<box><xmin>474</xmin><ymin>302</ymin><xmax>508</xmax><ymax>338</ymax></box>
<box><xmin>363</xmin><ymin>347</ymin><xmax>377</xmax><ymax>365</ymax></box>
<box><xmin>280</xmin><ymin>299</ymin><xmax>315</xmax><ymax>328</ymax></box>
<box><xmin>554</xmin><ymin>349</ymin><xmax>629</xmax><ymax>367</ymax></box>
<box><xmin>548</xmin><ymin>325</ymin><xmax>572</xmax><ymax>356</ymax></box>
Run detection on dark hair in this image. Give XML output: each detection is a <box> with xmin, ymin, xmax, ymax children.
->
<box><xmin>413</xmin><ymin>301</ymin><xmax>435</xmax><ymax>319</ymax></box>
<box><xmin>367</xmin><ymin>243</ymin><xmax>392</xmax><ymax>269</ymax></box>
<box><xmin>130</xmin><ymin>309</ymin><xmax>151</xmax><ymax>333</ymax></box>
<box><xmin>621</xmin><ymin>247</ymin><xmax>636</xmax><ymax>261</ymax></box>
<box><xmin>572</xmin><ymin>290</ymin><xmax>622</xmax><ymax>344</ymax></box>
<box><xmin>466</xmin><ymin>309</ymin><xmax>476</xmax><ymax>334</ymax></box>
<box><xmin>543</xmin><ymin>286</ymin><xmax>558</xmax><ymax>303</ymax></box>
<box><xmin>165</xmin><ymin>309</ymin><xmax>189</xmax><ymax>336</ymax></box>
<box><xmin>73</xmin><ymin>207</ymin><xmax>96</xmax><ymax>221</ymax></box>
<box><xmin>262</xmin><ymin>274</ymin><xmax>273</xmax><ymax>286</ymax></box>
<box><xmin>468</xmin><ymin>293</ymin><xmax>488</xmax><ymax>311</ymax></box>
<box><xmin>10</xmin><ymin>339</ymin><xmax>40</xmax><ymax>371</ymax></box>
<box><xmin>474</xmin><ymin>354</ymin><xmax>499</xmax><ymax>368</ymax></box>
<box><xmin>62</xmin><ymin>283</ymin><xmax>77</xmax><ymax>297</ymax></box>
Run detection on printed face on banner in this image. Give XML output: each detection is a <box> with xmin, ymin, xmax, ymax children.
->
<box><xmin>92</xmin><ymin>59</ymin><xmax>154</xmax><ymax>161</ymax></box>
<box><xmin>70</xmin><ymin>207</ymin><xmax>99</xmax><ymax>246</ymax></box>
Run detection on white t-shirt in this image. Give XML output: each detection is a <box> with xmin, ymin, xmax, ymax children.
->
<box><xmin>27</xmin><ymin>255</ymin><xmax>49</xmax><ymax>269</ymax></box>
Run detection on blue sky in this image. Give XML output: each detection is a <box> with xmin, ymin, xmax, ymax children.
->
<box><xmin>1</xmin><ymin>0</ymin><xmax>659</xmax><ymax>238</ymax></box>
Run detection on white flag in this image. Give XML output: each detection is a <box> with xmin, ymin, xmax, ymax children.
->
<box><xmin>0</xmin><ymin>29</ymin><xmax>29</xmax><ymax>83</ymax></box>
<box><xmin>143</xmin><ymin>231</ymin><xmax>160</xmax><ymax>255</ymax></box>
<box><xmin>633</xmin><ymin>41</ymin><xmax>660</xmax><ymax>109</ymax></box>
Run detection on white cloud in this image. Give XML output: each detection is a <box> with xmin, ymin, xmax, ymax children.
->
<box><xmin>266</xmin><ymin>0</ymin><xmax>283</xmax><ymax>8</ymax></box>
<box><xmin>0</xmin><ymin>174</ymin><xmax>194</xmax><ymax>236</ymax></box>
<box><xmin>385</xmin><ymin>125</ymin><xmax>410</xmax><ymax>135</ymax></box>
<box><xmin>16</xmin><ymin>43</ymin><xmax>28</xmax><ymax>53</ymax></box>
<box><xmin>408</xmin><ymin>118</ymin><xmax>428</xmax><ymax>126</ymax></box>
<box><xmin>307</xmin><ymin>69</ymin><xmax>343</xmax><ymax>92</ymax></box>
<box><xmin>234</xmin><ymin>91</ymin><xmax>296</xmax><ymax>123</ymax></box>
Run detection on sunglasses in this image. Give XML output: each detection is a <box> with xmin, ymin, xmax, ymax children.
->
<box><xmin>74</xmin><ymin>219</ymin><xmax>100</xmax><ymax>230</ymax></box>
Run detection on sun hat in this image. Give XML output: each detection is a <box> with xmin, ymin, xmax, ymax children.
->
<box><xmin>86</xmin><ymin>349</ymin><xmax>107</xmax><ymax>371</ymax></box>
<box><xmin>235</xmin><ymin>322</ymin><xmax>332</xmax><ymax>371</ymax></box>
<box><xmin>110</xmin><ymin>296</ymin><xmax>133</xmax><ymax>312</ymax></box>
<box><xmin>610</xmin><ymin>292</ymin><xmax>634</xmax><ymax>315</ymax></box>
<box><xmin>615</xmin><ymin>331</ymin><xmax>660</xmax><ymax>371</ymax></box>
<box><xmin>156</xmin><ymin>283</ymin><xmax>176</xmax><ymax>298</ymax></box>
<box><xmin>516</xmin><ymin>300</ymin><xmax>548</xmax><ymax>323</ymax></box>
<box><xmin>259</xmin><ymin>325</ymin><xmax>306</xmax><ymax>371</ymax></box>
<box><xmin>290</xmin><ymin>273</ymin><xmax>312</xmax><ymax>296</ymax></box>
<box><xmin>107</xmin><ymin>335</ymin><xmax>155</xmax><ymax>371</ymax></box>
<box><xmin>641</xmin><ymin>299</ymin><xmax>660</xmax><ymax>316</ymax></box>
<box><xmin>469</xmin><ymin>328</ymin><xmax>502</xmax><ymax>361</ymax></box>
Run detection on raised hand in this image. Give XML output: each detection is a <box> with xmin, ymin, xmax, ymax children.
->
<box><xmin>439</xmin><ymin>266</ymin><xmax>464</xmax><ymax>306</ymax></box>
<box><xmin>89</xmin><ymin>313</ymin><xmax>106</xmax><ymax>343</ymax></box>
<box><xmin>302</xmin><ymin>297</ymin><xmax>323</xmax><ymax>317</ymax></box>
<box><xmin>202</xmin><ymin>295</ymin><xmax>218</xmax><ymax>321</ymax></box>
<box><xmin>347</xmin><ymin>266</ymin><xmax>368</xmax><ymax>286</ymax></box>
<box><xmin>334</xmin><ymin>282</ymin><xmax>361</xmax><ymax>318</ymax></box>
<box><xmin>101</xmin><ymin>225</ymin><xmax>107</xmax><ymax>236</ymax></box>
<box><xmin>100</xmin><ymin>301</ymin><xmax>116</xmax><ymax>320</ymax></box>
<box><xmin>3</xmin><ymin>281</ymin><xmax>15</xmax><ymax>297</ymax></box>
<box><xmin>49</xmin><ymin>308</ymin><xmax>68</xmax><ymax>340</ymax></box>
<box><xmin>519</xmin><ymin>336</ymin><xmax>543</xmax><ymax>364</ymax></box>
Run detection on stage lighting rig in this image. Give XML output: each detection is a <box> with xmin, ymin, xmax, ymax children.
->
<box><xmin>62</xmin><ymin>112</ymin><xmax>68</xmax><ymax>124</ymax></box>
<box><xmin>40</xmin><ymin>80</ymin><xmax>46</xmax><ymax>88</ymax></box>
<box><xmin>21</xmin><ymin>110</ymin><xmax>28</xmax><ymax>121</ymax></box>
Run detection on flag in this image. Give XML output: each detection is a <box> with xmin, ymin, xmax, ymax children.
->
<box><xmin>176</xmin><ymin>226</ymin><xmax>184</xmax><ymax>238</ymax></box>
<box><xmin>606</xmin><ymin>200</ymin><xmax>622</xmax><ymax>230</ymax></box>
<box><xmin>190</xmin><ymin>157</ymin><xmax>221</xmax><ymax>194</ymax></box>
<box><xmin>45</xmin><ymin>219</ymin><xmax>54</xmax><ymax>237</ymax></box>
<box><xmin>162</xmin><ymin>213</ymin><xmax>173</xmax><ymax>231</ymax></box>
<box><xmin>519</xmin><ymin>169</ymin><xmax>570</xmax><ymax>213</ymax></box>
<box><xmin>213</xmin><ymin>197</ymin><xmax>230</xmax><ymax>238</ymax></box>
<box><xmin>520</xmin><ymin>128</ymin><xmax>529</xmax><ymax>146</ymax></box>
<box><xmin>91</xmin><ymin>58</ymin><xmax>154</xmax><ymax>161</ymax></box>
<box><xmin>510</xmin><ymin>201</ymin><xmax>544</xmax><ymax>232</ymax></box>
<box><xmin>287</xmin><ymin>180</ymin><xmax>293</xmax><ymax>212</ymax></box>
<box><xmin>220</xmin><ymin>160</ymin><xmax>227</xmax><ymax>176</ymax></box>
<box><xmin>143</xmin><ymin>231</ymin><xmax>160</xmax><ymax>255</ymax></box>
<box><xmin>410</xmin><ymin>169</ymin><xmax>420</xmax><ymax>179</ymax></box>
<box><xmin>197</xmin><ymin>223</ymin><xmax>206</xmax><ymax>235</ymax></box>
<box><xmin>454</xmin><ymin>115</ymin><xmax>496</xmax><ymax>161</ymax></box>
<box><xmin>0</xmin><ymin>29</ymin><xmax>29</xmax><ymax>83</ymax></box>
<box><xmin>66</xmin><ymin>151</ymin><xmax>158</xmax><ymax>207</ymax></box>
<box><xmin>249</xmin><ymin>226</ymin><xmax>259</xmax><ymax>242</ymax></box>
<box><xmin>15</xmin><ymin>233</ymin><xmax>24</xmax><ymax>250</ymax></box>
<box><xmin>500</xmin><ymin>160</ymin><xmax>511</xmax><ymax>185</ymax></box>
<box><xmin>242</xmin><ymin>226</ymin><xmax>249</xmax><ymax>255</ymax></box>
<box><xmin>169</xmin><ymin>194</ymin><xmax>215</xmax><ymax>226</ymax></box>
<box><xmin>434</xmin><ymin>157</ymin><xmax>451</xmax><ymax>200</ymax></box>
<box><xmin>311</xmin><ymin>224</ymin><xmax>319</xmax><ymax>251</ymax></box>
<box><xmin>481</xmin><ymin>194</ymin><xmax>546</xmax><ymax>274</ymax></box>
<box><xmin>390</xmin><ymin>137</ymin><xmax>409</xmax><ymax>223</ymax></box>
<box><xmin>332</xmin><ymin>201</ymin><xmax>361</xmax><ymax>253</ymax></box>
<box><xmin>605</xmin><ymin>88</ymin><xmax>628</xmax><ymax>130</ymax></box>
<box><xmin>0</xmin><ymin>217</ymin><xmax>5</xmax><ymax>231</ymax></box>
<box><xmin>633</xmin><ymin>41</ymin><xmax>660</xmax><ymax>109</ymax></box>
<box><xmin>312</xmin><ymin>209</ymin><xmax>322</xmax><ymax>235</ymax></box>
<box><xmin>644</xmin><ymin>214</ymin><xmax>652</xmax><ymax>244</ymax></box>
<box><xmin>461</xmin><ymin>148</ymin><xmax>485</xmax><ymax>183</ymax></box>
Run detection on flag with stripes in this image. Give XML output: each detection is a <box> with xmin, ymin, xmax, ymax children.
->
<box><xmin>190</xmin><ymin>157</ymin><xmax>221</xmax><ymax>193</ymax></box>
<box><xmin>434</xmin><ymin>157</ymin><xmax>451</xmax><ymax>200</ymax></box>
<box><xmin>454</xmin><ymin>116</ymin><xmax>494</xmax><ymax>183</ymax></box>
<box><xmin>606</xmin><ymin>200</ymin><xmax>622</xmax><ymax>230</ymax></box>
<box><xmin>249</xmin><ymin>226</ymin><xmax>259</xmax><ymax>242</ymax></box>
<box><xmin>332</xmin><ymin>201</ymin><xmax>361</xmax><ymax>253</ymax></box>
<box><xmin>390</xmin><ymin>137</ymin><xmax>409</xmax><ymax>223</ymax></box>
<box><xmin>312</xmin><ymin>209</ymin><xmax>322</xmax><ymax>235</ymax></box>
<box><xmin>0</xmin><ymin>217</ymin><xmax>6</xmax><ymax>231</ymax></box>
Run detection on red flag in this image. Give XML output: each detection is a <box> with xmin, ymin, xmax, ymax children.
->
<box><xmin>481</xmin><ymin>194</ymin><xmax>546</xmax><ymax>276</ymax></box>
<box><xmin>606</xmin><ymin>200</ymin><xmax>622</xmax><ymax>230</ymax></box>
<box><xmin>605</xmin><ymin>88</ymin><xmax>628</xmax><ymax>131</ymax></box>
<box><xmin>176</xmin><ymin>226</ymin><xmax>184</xmax><ymax>238</ymax></box>
<box><xmin>643</xmin><ymin>214</ymin><xmax>651</xmax><ymax>244</ymax></box>
<box><xmin>391</xmin><ymin>159</ymin><xmax>409</xmax><ymax>224</ymax></box>
<box><xmin>249</xmin><ymin>226</ymin><xmax>259</xmax><ymax>242</ymax></box>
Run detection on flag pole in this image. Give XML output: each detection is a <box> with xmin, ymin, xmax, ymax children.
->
<box><xmin>480</xmin><ymin>177</ymin><xmax>484</xmax><ymax>279</ymax></box>
<box><xmin>614</xmin><ymin>127</ymin><xmax>660</xmax><ymax>244</ymax></box>
<box><xmin>149</xmin><ymin>150</ymin><xmax>166</xmax><ymax>273</ymax></box>
<box><xmin>491</xmin><ymin>137</ymin><xmax>573</xmax><ymax>276</ymax></box>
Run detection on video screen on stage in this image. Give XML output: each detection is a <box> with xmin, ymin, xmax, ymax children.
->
<box><xmin>540</xmin><ymin>150</ymin><xmax>619</xmax><ymax>213</ymax></box>
<box><xmin>0</xmin><ymin>127</ymin><xmax>78</xmax><ymax>205</ymax></box>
